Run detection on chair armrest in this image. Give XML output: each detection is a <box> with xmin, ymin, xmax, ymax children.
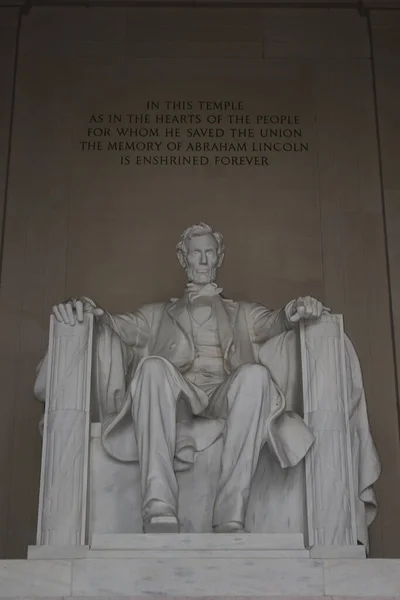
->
<box><xmin>300</xmin><ymin>313</ymin><xmax>359</xmax><ymax>553</ymax></box>
<box><xmin>36</xmin><ymin>313</ymin><xmax>93</xmax><ymax>547</ymax></box>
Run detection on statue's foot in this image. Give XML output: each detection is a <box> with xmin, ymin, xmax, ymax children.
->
<box><xmin>143</xmin><ymin>515</ymin><xmax>180</xmax><ymax>534</ymax></box>
<box><xmin>213</xmin><ymin>521</ymin><xmax>247</xmax><ymax>533</ymax></box>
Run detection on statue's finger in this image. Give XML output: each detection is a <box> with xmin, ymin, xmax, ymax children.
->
<box><xmin>322</xmin><ymin>305</ymin><xmax>331</xmax><ymax>313</ymax></box>
<box><xmin>312</xmin><ymin>298</ymin><xmax>322</xmax><ymax>316</ymax></box>
<box><xmin>52</xmin><ymin>305</ymin><xmax>63</xmax><ymax>322</ymax></box>
<box><xmin>66</xmin><ymin>303</ymin><xmax>75</xmax><ymax>326</ymax></box>
<box><xmin>296</xmin><ymin>298</ymin><xmax>305</xmax><ymax>311</ymax></box>
<box><xmin>303</xmin><ymin>298</ymin><xmax>313</xmax><ymax>316</ymax></box>
<box><xmin>76</xmin><ymin>300</ymin><xmax>84</xmax><ymax>322</ymax></box>
<box><xmin>294</xmin><ymin>305</ymin><xmax>306</xmax><ymax>321</ymax></box>
<box><xmin>58</xmin><ymin>303</ymin><xmax>70</xmax><ymax>325</ymax></box>
<box><xmin>290</xmin><ymin>311</ymin><xmax>301</xmax><ymax>323</ymax></box>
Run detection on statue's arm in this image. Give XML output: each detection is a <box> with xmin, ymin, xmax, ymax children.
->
<box><xmin>248</xmin><ymin>302</ymin><xmax>296</xmax><ymax>343</ymax></box>
<box><xmin>99</xmin><ymin>308</ymin><xmax>150</xmax><ymax>348</ymax></box>
<box><xmin>249</xmin><ymin>296</ymin><xmax>329</xmax><ymax>343</ymax></box>
<box><xmin>50</xmin><ymin>295</ymin><xmax>151</xmax><ymax>348</ymax></box>
<box><xmin>34</xmin><ymin>355</ymin><xmax>47</xmax><ymax>403</ymax></box>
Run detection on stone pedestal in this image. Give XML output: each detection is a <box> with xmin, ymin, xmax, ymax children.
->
<box><xmin>1</xmin><ymin>550</ymin><xmax>400</xmax><ymax>598</ymax></box>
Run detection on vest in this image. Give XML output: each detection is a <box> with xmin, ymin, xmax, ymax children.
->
<box><xmin>184</xmin><ymin>304</ymin><xmax>225</xmax><ymax>392</ymax></box>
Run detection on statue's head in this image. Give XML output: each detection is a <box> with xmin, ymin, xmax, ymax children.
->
<box><xmin>176</xmin><ymin>222</ymin><xmax>225</xmax><ymax>285</ymax></box>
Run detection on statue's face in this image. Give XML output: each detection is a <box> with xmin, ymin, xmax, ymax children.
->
<box><xmin>185</xmin><ymin>234</ymin><xmax>219</xmax><ymax>284</ymax></box>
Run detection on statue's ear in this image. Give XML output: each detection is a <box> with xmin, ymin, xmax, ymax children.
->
<box><xmin>177</xmin><ymin>250</ymin><xmax>187</xmax><ymax>269</ymax></box>
<box><xmin>217</xmin><ymin>252</ymin><xmax>225</xmax><ymax>268</ymax></box>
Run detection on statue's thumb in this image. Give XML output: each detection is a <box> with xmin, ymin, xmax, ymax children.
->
<box><xmin>290</xmin><ymin>305</ymin><xmax>306</xmax><ymax>323</ymax></box>
<box><xmin>289</xmin><ymin>312</ymin><xmax>301</xmax><ymax>323</ymax></box>
<box><xmin>92</xmin><ymin>308</ymin><xmax>104</xmax><ymax>317</ymax></box>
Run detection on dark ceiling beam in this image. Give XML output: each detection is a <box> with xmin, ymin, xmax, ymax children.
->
<box><xmin>0</xmin><ymin>0</ymin><xmax>399</xmax><ymax>9</ymax></box>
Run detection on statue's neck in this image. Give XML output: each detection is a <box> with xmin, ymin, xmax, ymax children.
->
<box><xmin>185</xmin><ymin>281</ymin><xmax>222</xmax><ymax>302</ymax></box>
<box><xmin>185</xmin><ymin>281</ymin><xmax>218</xmax><ymax>291</ymax></box>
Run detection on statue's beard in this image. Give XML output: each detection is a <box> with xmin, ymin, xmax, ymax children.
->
<box><xmin>186</xmin><ymin>265</ymin><xmax>217</xmax><ymax>285</ymax></box>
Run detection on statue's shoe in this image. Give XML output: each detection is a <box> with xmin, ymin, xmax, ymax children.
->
<box><xmin>213</xmin><ymin>521</ymin><xmax>247</xmax><ymax>533</ymax></box>
<box><xmin>143</xmin><ymin>515</ymin><xmax>180</xmax><ymax>534</ymax></box>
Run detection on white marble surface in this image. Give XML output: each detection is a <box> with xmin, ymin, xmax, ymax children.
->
<box><xmin>89</xmin><ymin>424</ymin><xmax>306</xmax><ymax>536</ymax></box>
<box><xmin>324</xmin><ymin>558</ymin><xmax>400</xmax><ymax>596</ymax></box>
<box><xmin>29</xmin><ymin>547</ymin><xmax>309</xmax><ymax>559</ymax></box>
<box><xmin>301</xmin><ymin>315</ymin><xmax>357</xmax><ymax>547</ymax></box>
<box><xmin>85</xmin><ymin>532</ymin><xmax>310</xmax><ymax>558</ymax></box>
<box><xmin>1</xmin><ymin>558</ymin><xmax>400</xmax><ymax>597</ymax></box>
<box><xmin>310</xmin><ymin>544</ymin><xmax>366</xmax><ymax>558</ymax></box>
<box><xmin>36</xmin><ymin>314</ymin><xmax>93</xmax><ymax>546</ymax></box>
<box><xmin>27</xmin><ymin>545</ymin><xmax>90</xmax><ymax>559</ymax></box>
<box><xmin>0</xmin><ymin>560</ymin><xmax>71</xmax><ymax>597</ymax></box>
<box><xmin>90</xmin><ymin>532</ymin><xmax>306</xmax><ymax>550</ymax></box>
<box><xmin>71</xmin><ymin>557</ymin><xmax>324</xmax><ymax>596</ymax></box>
<box><xmin>29</xmin><ymin>533</ymin><xmax>309</xmax><ymax>560</ymax></box>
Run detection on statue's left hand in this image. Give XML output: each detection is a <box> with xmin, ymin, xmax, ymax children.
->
<box><xmin>52</xmin><ymin>297</ymin><xmax>104</xmax><ymax>326</ymax></box>
<box><xmin>288</xmin><ymin>296</ymin><xmax>330</xmax><ymax>323</ymax></box>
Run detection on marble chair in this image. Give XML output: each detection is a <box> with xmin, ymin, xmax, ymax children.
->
<box><xmin>33</xmin><ymin>313</ymin><xmax>379</xmax><ymax>558</ymax></box>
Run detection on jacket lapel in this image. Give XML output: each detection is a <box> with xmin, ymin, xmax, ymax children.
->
<box><xmin>215</xmin><ymin>297</ymin><xmax>239</xmax><ymax>367</ymax></box>
<box><xmin>167</xmin><ymin>296</ymin><xmax>195</xmax><ymax>356</ymax></box>
<box><xmin>167</xmin><ymin>294</ymin><xmax>239</xmax><ymax>371</ymax></box>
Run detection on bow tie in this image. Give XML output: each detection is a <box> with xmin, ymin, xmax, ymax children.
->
<box><xmin>186</xmin><ymin>283</ymin><xmax>223</xmax><ymax>303</ymax></box>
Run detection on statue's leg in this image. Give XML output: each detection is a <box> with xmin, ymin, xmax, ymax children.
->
<box><xmin>129</xmin><ymin>356</ymin><xmax>191</xmax><ymax>533</ymax></box>
<box><xmin>209</xmin><ymin>364</ymin><xmax>279</xmax><ymax>531</ymax></box>
<box><xmin>92</xmin><ymin>322</ymin><xmax>133</xmax><ymax>420</ymax></box>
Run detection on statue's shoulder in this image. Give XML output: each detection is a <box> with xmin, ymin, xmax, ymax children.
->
<box><xmin>225</xmin><ymin>299</ymin><xmax>259</xmax><ymax>311</ymax></box>
<box><xmin>138</xmin><ymin>297</ymin><xmax>185</xmax><ymax>316</ymax></box>
<box><xmin>226</xmin><ymin>300</ymin><xmax>271</xmax><ymax>325</ymax></box>
<box><xmin>238</xmin><ymin>300</ymin><xmax>256</xmax><ymax>309</ymax></box>
<box><xmin>138</xmin><ymin>301</ymin><xmax>169</xmax><ymax>316</ymax></box>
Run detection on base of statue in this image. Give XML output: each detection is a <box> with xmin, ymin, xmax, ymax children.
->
<box><xmin>1</xmin><ymin>547</ymin><xmax>400</xmax><ymax>598</ymax></box>
<box><xmin>27</xmin><ymin>532</ymin><xmax>366</xmax><ymax>560</ymax></box>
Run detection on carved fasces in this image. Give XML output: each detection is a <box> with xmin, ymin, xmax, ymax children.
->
<box><xmin>36</xmin><ymin>314</ymin><xmax>93</xmax><ymax>546</ymax></box>
<box><xmin>300</xmin><ymin>314</ymin><xmax>357</xmax><ymax>548</ymax></box>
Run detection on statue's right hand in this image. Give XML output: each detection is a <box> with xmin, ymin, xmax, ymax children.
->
<box><xmin>52</xmin><ymin>298</ymin><xmax>104</xmax><ymax>326</ymax></box>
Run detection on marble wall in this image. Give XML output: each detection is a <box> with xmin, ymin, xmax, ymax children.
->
<box><xmin>0</xmin><ymin>5</ymin><xmax>399</xmax><ymax>559</ymax></box>
<box><xmin>371</xmin><ymin>8</ymin><xmax>400</xmax><ymax>437</ymax></box>
<box><xmin>0</xmin><ymin>6</ymin><xmax>20</xmax><ymax>560</ymax></box>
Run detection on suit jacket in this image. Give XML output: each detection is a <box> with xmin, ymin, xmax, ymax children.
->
<box><xmin>97</xmin><ymin>295</ymin><xmax>316</xmax><ymax>468</ymax></box>
<box><xmin>101</xmin><ymin>295</ymin><xmax>295</xmax><ymax>375</ymax></box>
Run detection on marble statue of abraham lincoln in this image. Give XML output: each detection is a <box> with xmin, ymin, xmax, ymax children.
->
<box><xmin>48</xmin><ymin>222</ymin><xmax>330</xmax><ymax>534</ymax></box>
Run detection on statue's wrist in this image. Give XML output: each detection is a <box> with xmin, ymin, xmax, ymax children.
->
<box><xmin>66</xmin><ymin>296</ymin><xmax>98</xmax><ymax>312</ymax></box>
<box><xmin>284</xmin><ymin>300</ymin><xmax>297</xmax><ymax>323</ymax></box>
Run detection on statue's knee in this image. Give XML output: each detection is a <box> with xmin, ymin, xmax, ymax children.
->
<box><xmin>139</xmin><ymin>356</ymin><xmax>170</xmax><ymax>377</ymax></box>
<box><xmin>236</xmin><ymin>363</ymin><xmax>270</xmax><ymax>387</ymax></box>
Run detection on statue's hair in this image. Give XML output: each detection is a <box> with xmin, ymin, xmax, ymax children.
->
<box><xmin>176</xmin><ymin>222</ymin><xmax>224</xmax><ymax>266</ymax></box>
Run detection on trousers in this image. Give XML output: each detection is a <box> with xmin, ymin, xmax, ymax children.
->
<box><xmin>129</xmin><ymin>355</ymin><xmax>282</xmax><ymax>526</ymax></box>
